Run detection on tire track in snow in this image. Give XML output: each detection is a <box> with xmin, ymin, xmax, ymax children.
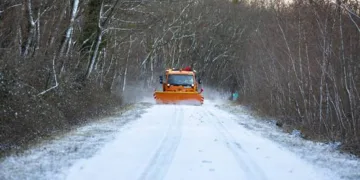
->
<box><xmin>137</xmin><ymin>105</ymin><xmax>184</xmax><ymax>180</ymax></box>
<box><xmin>203</xmin><ymin>107</ymin><xmax>268</xmax><ymax>180</ymax></box>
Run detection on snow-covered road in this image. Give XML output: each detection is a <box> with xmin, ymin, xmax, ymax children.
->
<box><xmin>65</xmin><ymin>102</ymin><xmax>333</xmax><ymax>180</ymax></box>
<box><xmin>1</xmin><ymin>100</ymin><xmax>359</xmax><ymax>180</ymax></box>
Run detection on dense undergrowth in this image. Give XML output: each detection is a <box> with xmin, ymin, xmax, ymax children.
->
<box><xmin>0</xmin><ymin>58</ymin><xmax>123</xmax><ymax>157</ymax></box>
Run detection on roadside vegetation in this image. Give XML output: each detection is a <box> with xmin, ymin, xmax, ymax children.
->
<box><xmin>1</xmin><ymin>0</ymin><xmax>359</xmax><ymax>157</ymax></box>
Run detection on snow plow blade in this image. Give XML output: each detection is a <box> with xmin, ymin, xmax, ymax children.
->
<box><xmin>154</xmin><ymin>91</ymin><xmax>204</xmax><ymax>105</ymax></box>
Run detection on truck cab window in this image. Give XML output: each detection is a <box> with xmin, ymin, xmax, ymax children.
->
<box><xmin>167</xmin><ymin>75</ymin><xmax>194</xmax><ymax>86</ymax></box>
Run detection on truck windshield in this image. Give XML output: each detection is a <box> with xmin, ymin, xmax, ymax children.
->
<box><xmin>167</xmin><ymin>74</ymin><xmax>194</xmax><ymax>86</ymax></box>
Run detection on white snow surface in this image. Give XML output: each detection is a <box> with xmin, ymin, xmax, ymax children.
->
<box><xmin>1</xmin><ymin>99</ymin><xmax>359</xmax><ymax>180</ymax></box>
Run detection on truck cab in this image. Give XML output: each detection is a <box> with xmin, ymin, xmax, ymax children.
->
<box><xmin>159</xmin><ymin>68</ymin><xmax>202</xmax><ymax>92</ymax></box>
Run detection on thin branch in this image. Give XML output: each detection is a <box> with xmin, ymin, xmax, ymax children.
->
<box><xmin>37</xmin><ymin>56</ymin><xmax>59</xmax><ymax>96</ymax></box>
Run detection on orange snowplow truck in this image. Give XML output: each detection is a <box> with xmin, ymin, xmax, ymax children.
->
<box><xmin>153</xmin><ymin>66</ymin><xmax>204</xmax><ymax>105</ymax></box>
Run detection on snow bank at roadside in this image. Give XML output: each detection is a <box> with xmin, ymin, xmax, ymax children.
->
<box><xmin>0</xmin><ymin>103</ymin><xmax>151</xmax><ymax>180</ymax></box>
<box><xmin>216</xmin><ymin>103</ymin><xmax>360</xmax><ymax>180</ymax></box>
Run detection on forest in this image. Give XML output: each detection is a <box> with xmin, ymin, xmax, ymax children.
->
<box><xmin>0</xmin><ymin>0</ymin><xmax>359</xmax><ymax>156</ymax></box>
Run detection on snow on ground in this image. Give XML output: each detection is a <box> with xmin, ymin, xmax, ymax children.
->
<box><xmin>0</xmin><ymin>103</ymin><xmax>151</xmax><ymax>180</ymax></box>
<box><xmin>65</xmin><ymin>102</ymin><xmax>335</xmax><ymax>180</ymax></box>
<box><xmin>216</xmin><ymin>103</ymin><xmax>360</xmax><ymax>180</ymax></box>
<box><xmin>0</xmin><ymin>98</ymin><xmax>359</xmax><ymax>180</ymax></box>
